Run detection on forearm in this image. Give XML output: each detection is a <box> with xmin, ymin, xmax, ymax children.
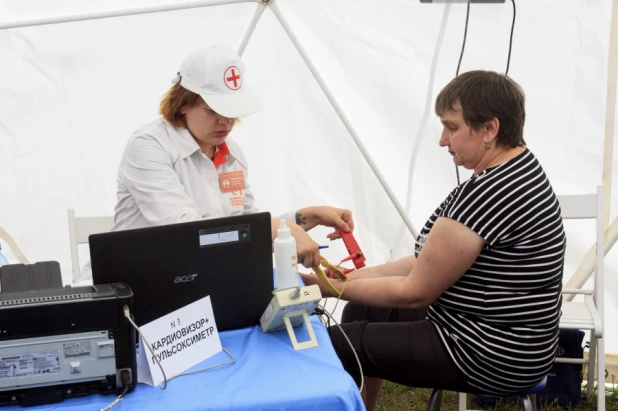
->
<box><xmin>337</xmin><ymin>276</ymin><xmax>425</xmax><ymax>309</ymax></box>
<box><xmin>294</xmin><ymin>207</ymin><xmax>319</xmax><ymax>231</ymax></box>
<box><xmin>346</xmin><ymin>255</ymin><xmax>416</xmax><ymax>281</ymax></box>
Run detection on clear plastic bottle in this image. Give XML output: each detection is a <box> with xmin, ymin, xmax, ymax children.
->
<box><xmin>0</xmin><ymin>242</ymin><xmax>8</xmax><ymax>268</ymax></box>
<box><xmin>273</xmin><ymin>220</ymin><xmax>299</xmax><ymax>290</ymax></box>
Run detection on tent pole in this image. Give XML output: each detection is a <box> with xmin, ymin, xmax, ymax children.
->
<box><xmin>564</xmin><ymin>216</ymin><xmax>618</xmax><ymax>301</ymax></box>
<box><xmin>268</xmin><ymin>0</ymin><xmax>419</xmax><ymax>239</ymax></box>
<box><xmin>0</xmin><ymin>0</ymin><xmax>259</xmax><ymax>30</ymax></box>
<box><xmin>602</xmin><ymin>0</ymin><xmax>618</xmax><ymax>229</ymax></box>
<box><xmin>566</xmin><ymin>0</ymin><xmax>618</xmax><ymax>301</ymax></box>
<box><xmin>237</xmin><ymin>2</ymin><xmax>268</xmax><ymax>56</ymax></box>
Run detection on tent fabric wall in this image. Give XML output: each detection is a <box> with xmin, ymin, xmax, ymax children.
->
<box><xmin>1</xmin><ymin>0</ymin><xmax>617</xmax><ymax>353</ymax></box>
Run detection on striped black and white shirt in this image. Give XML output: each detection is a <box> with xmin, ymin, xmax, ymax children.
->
<box><xmin>416</xmin><ymin>148</ymin><xmax>565</xmax><ymax>396</ymax></box>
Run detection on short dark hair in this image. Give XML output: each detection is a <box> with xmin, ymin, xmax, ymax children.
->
<box><xmin>435</xmin><ymin>70</ymin><xmax>526</xmax><ymax>148</ymax></box>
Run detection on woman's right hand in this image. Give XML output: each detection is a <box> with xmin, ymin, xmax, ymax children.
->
<box><xmin>289</xmin><ymin>223</ymin><xmax>321</xmax><ymax>268</ymax></box>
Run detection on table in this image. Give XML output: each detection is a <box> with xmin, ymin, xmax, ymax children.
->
<box><xmin>4</xmin><ymin>316</ymin><xmax>365</xmax><ymax>411</ymax></box>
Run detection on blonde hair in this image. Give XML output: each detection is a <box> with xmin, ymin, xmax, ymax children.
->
<box><xmin>159</xmin><ymin>82</ymin><xmax>240</xmax><ymax>127</ymax></box>
<box><xmin>159</xmin><ymin>83</ymin><xmax>202</xmax><ymax>128</ymax></box>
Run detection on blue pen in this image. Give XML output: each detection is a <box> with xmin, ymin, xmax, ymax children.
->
<box><xmin>318</xmin><ymin>245</ymin><xmax>329</xmax><ymax>250</ymax></box>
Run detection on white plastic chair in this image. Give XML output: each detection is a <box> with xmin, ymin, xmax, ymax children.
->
<box><xmin>0</xmin><ymin>226</ymin><xmax>30</xmax><ymax>265</ymax></box>
<box><xmin>557</xmin><ymin>185</ymin><xmax>605</xmax><ymax>410</ymax></box>
<box><xmin>442</xmin><ymin>186</ymin><xmax>606</xmax><ymax>411</ymax></box>
<box><xmin>67</xmin><ymin>209</ymin><xmax>114</xmax><ymax>284</ymax></box>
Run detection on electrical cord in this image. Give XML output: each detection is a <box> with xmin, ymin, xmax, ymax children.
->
<box><xmin>177</xmin><ymin>349</ymin><xmax>235</xmax><ymax>377</ymax></box>
<box><xmin>505</xmin><ymin>0</ymin><xmax>516</xmax><ymax>76</ymax></box>
<box><xmin>99</xmin><ymin>385</ymin><xmax>129</xmax><ymax>411</ymax></box>
<box><xmin>454</xmin><ymin>0</ymin><xmax>471</xmax><ymax>186</ymax></box>
<box><xmin>123</xmin><ymin>305</ymin><xmax>168</xmax><ymax>390</ymax></box>
<box><xmin>316</xmin><ymin>305</ymin><xmax>364</xmax><ymax>394</ymax></box>
<box><xmin>330</xmin><ymin>276</ymin><xmax>348</xmax><ymax>317</ymax></box>
<box><xmin>318</xmin><ymin>313</ymin><xmax>329</xmax><ymax>328</ymax></box>
<box><xmin>452</xmin><ymin>0</ymin><xmax>515</xmax><ymax>185</ymax></box>
<box><xmin>99</xmin><ymin>324</ymin><xmax>134</xmax><ymax>410</ymax></box>
<box><xmin>455</xmin><ymin>0</ymin><xmax>471</xmax><ymax>77</ymax></box>
<box><xmin>396</xmin><ymin>1</ymin><xmax>452</xmax><ymax>250</ymax></box>
<box><xmin>122</xmin><ymin>305</ymin><xmax>235</xmax><ymax>390</ymax></box>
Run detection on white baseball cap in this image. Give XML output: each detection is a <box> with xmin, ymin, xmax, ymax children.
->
<box><xmin>172</xmin><ymin>45</ymin><xmax>262</xmax><ymax>118</ymax></box>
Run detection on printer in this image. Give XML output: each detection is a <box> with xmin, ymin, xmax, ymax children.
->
<box><xmin>0</xmin><ymin>261</ymin><xmax>137</xmax><ymax>406</ymax></box>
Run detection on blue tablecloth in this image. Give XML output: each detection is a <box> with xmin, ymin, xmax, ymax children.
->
<box><xmin>4</xmin><ymin>316</ymin><xmax>364</xmax><ymax>411</ymax></box>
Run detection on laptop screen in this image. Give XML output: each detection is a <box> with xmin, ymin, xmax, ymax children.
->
<box><xmin>89</xmin><ymin>212</ymin><xmax>273</xmax><ymax>332</ymax></box>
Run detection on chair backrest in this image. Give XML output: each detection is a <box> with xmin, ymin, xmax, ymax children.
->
<box><xmin>67</xmin><ymin>209</ymin><xmax>114</xmax><ymax>283</ymax></box>
<box><xmin>556</xmin><ymin>185</ymin><xmax>604</xmax><ymax>308</ymax></box>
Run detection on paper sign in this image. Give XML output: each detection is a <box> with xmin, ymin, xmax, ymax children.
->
<box><xmin>137</xmin><ymin>296</ymin><xmax>222</xmax><ymax>387</ymax></box>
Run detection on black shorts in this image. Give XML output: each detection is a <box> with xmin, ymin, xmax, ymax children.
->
<box><xmin>328</xmin><ymin>303</ymin><xmax>476</xmax><ymax>393</ymax></box>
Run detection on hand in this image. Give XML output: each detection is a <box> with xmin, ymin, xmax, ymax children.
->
<box><xmin>300</xmin><ymin>272</ymin><xmax>345</xmax><ymax>298</ymax></box>
<box><xmin>289</xmin><ymin>223</ymin><xmax>321</xmax><ymax>268</ymax></box>
<box><xmin>295</xmin><ymin>206</ymin><xmax>354</xmax><ymax>240</ymax></box>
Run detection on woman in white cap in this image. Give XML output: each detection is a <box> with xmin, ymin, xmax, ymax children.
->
<box><xmin>112</xmin><ymin>45</ymin><xmax>353</xmax><ymax>268</ymax></box>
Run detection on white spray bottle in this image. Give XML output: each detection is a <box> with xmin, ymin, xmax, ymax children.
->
<box><xmin>274</xmin><ymin>220</ymin><xmax>299</xmax><ymax>290</ymax></box>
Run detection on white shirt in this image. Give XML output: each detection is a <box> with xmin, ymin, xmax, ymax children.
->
<box><xmin>80</xmin><ymin>119</ymin><xmax>292</xmax><ymax>281</ymax></box>
<box><xmin>113</xmin><ymin>118</ymin><xmax>259</xmax><ymax>231</ymax></box>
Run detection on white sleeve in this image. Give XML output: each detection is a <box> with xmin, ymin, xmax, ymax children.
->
<box><xmin>120</xmin><ymin>133</ymin><xmax>203</xmax><ymax>226</ymax></box>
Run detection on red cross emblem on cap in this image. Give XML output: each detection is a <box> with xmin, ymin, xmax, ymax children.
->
<box><xmin>224</xmin><ymin>66</ymin><xmax>242</xmax><ymax>90</ymax></box>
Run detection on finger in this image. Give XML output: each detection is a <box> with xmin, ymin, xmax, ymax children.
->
<box><xmin>344</xmin><ymin>211</ymin><xmax>354</xmax><ymax>232</ymax></box>
<box><xmin>310</xmin><ymin>249</ymin><xmax>321</xmax><ymax>268</ymax></box>
<box><xmin>335</xmin><ymin>216</ymin><xmax>351</xmax><ymax>232</ymax></box>
<box><xmin>327</xmin><ymin>231</ymin><xmax>341</xmax><ymax>240</ymax></box>
<box><xmin>299</xmin><ymin>255</ymin><xmax>313</xmax><ymax>268</ymax></box>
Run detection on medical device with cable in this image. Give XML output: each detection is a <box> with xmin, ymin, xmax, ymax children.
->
<box><xmin>260</xmin><ymin>229</ymin><xmax>367</xmax><ymax>350</ymax></box>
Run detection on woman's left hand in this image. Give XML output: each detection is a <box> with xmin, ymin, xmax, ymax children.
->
<box><xmin>295</xmin><ymin>206</ymin><xmax>354</xmax><ymax>240</ymax></box>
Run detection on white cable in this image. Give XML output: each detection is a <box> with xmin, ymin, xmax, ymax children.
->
<box><xmin>178</xmin><ymin>348</ymin><xmax>235</xmax><ymax>377</ymax></box>
<box><xmin>99</xmin><ymin>385</ymin><xmax>129</xmax><ymax>411</ymax></box>
<box><xmin>318</xmin><ymin>304</ymin><xmax>364</xmax><ymax>394</ymax></box>
<box><xmin>123</xmin><ymin>305</ymin><xmax>168</xmax><ymax>390</ymax></box>
<box><xmin>122</xmin><ymin>305</ymin><xmax>235</xmax><ymax>388</ymax></box>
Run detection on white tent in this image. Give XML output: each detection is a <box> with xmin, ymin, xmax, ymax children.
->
<box><xmin>1</xmin><ymin>0</ymin><xmax>617</xmax><ymax>361</ymax></box>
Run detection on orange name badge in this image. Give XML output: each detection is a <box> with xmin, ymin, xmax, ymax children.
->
<box><xmin>219</xmin><ymin>171</ymin><xmax>246</xmax><ymax>193</ymax></box>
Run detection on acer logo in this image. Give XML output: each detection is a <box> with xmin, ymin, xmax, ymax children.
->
<box><xmin>174</xmin><ymin>274</ymin><xmax>198</xmax><ymax>284</ymax></box>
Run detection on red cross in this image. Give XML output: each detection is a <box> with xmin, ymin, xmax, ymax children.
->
<box><xmin>224</xmin><ymin>66</ymin><xmax>241</xmax><ymax>90</ymax></box>
<box><xmin>226</xmin><ymin>70</ymin><xmax>239</xmax><ymax>87</ymax></box>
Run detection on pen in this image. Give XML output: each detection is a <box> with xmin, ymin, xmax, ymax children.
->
<box><xmin>318</xmin><ymin>245</ymin><xmax>329</xmax><ymax>250</ymax></box>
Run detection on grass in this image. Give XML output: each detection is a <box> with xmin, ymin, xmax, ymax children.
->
<box><xmin>375</xmin><ymin>381</ymin><xmax>618</xmax><ymax>410</ymax></box>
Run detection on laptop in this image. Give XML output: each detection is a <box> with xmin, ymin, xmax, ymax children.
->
<box><xmin>89</xmin><ymin>212</ymin><xmax>274</xmax><ymax>332</ymax></box>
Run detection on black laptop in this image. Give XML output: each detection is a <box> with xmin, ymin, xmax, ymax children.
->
<box><xmin>89</xmin><ymin>212</ymin><xmax>274</xmax><ymax>332</ymax></box>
